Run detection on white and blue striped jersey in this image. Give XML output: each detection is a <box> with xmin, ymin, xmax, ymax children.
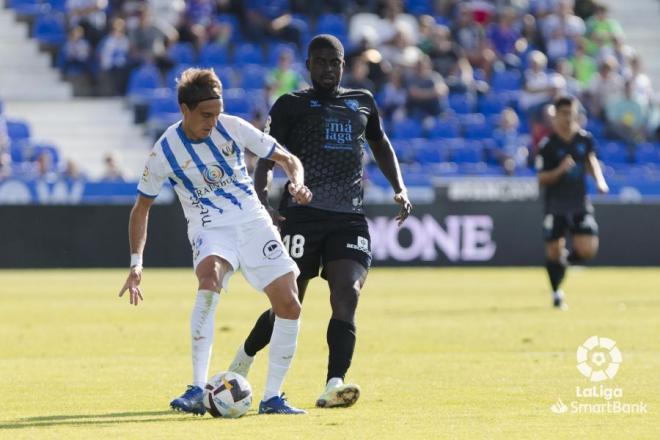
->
<box><xmin>137</xmin><ymin>113</ymin><xmax>277</xmax><ymax>235</ymax></box>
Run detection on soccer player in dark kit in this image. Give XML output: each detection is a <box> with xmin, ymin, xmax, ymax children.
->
<box><xmin>536</xmin><ymin>96</ymin><xmax>609</xmax><ymax>309</ymax></box>
<box><xmin>228</xmin><ymin>34</ymin><xmax>413</xmax><ymax>408</ymax></box>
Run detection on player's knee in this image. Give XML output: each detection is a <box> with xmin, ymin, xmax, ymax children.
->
<box><xmin>330</xmin><ymin>280</ymin><xmax>361</xmax><ymax>320</ymax></box>
<box><xmin>545</xmin><ymin>246</ymin><xmax>562</xmax><ymax>262</ymax></box>
<box><xmin>275</xmin><ymin>294</ymin><xmax>301</xmax><ymax>319</ymax></box>
<box><xmin>197</xmin><ymin>274</ymin><xmax>221</xmax><ymax>292</ymax></box>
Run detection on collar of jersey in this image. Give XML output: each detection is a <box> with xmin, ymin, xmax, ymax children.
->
<box><xmin>177</xmin><ymin>122</ymin><xmax>212</xmax><ymax>144</ymax></box>
<box><xmin>312</xmin><ymin>86</ymin><xmax>343</xmax><ymax>98</ymax></box>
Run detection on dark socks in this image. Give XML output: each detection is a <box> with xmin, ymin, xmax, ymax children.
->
<box><xmin>243</xmin><ymin>309</ymin><xmax>275</xmax><ymax>357</ymax></box>
<box><xmin>545</xmin><ymin>260</ymin><xmax>566</xmax><ymax>292</ymax></box>
<box><xmin>567</xmin><ymin>249</ymin><xmax>583</xmax><ymax>264</ymax></box>
<box><xmin>326</xmin><ymin>318</ymin><xmax>356</xmax><ymax>383</ymax></box>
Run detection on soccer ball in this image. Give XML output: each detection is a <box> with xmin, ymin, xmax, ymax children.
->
<box><xmin>203</xmin><ymin>371</ymin><xmax>252</xmax><ymax>418</ymax></box>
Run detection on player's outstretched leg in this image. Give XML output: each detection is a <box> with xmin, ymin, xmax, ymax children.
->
<box><xmin>171</xmin><ymin>257</ymin><xmax>225</xmax><ymax>415</ymax></box>
<box><xmin>229</xmin><ymin>279</ymin><xmax>309</xmax><ymax>378</ymax></box>
<box><xmin>545</xmin><ymin>239</ymin><xmax>568</xmax><ymax>310</ymax></box>
<box><xmin>258</xmin><ymin>272</ymin><xmax>306</xmax><ymax>415</ymax></box>
<box><xmin>316</xmin><ymin>260</ymin><xmax>366</xmax><ymax>408</ymax></box>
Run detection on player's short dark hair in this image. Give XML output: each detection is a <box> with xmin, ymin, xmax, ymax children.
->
<box><xmin>553</xmin><ymin>95</ymin><xmax>577</xmax><ymax>110</ymax></box>
<box><xmin>176</xmin><ymin>67</ymin><xmax>222</xmax><ymax>110</ymax></box>
<box><xmin>307</xmin><ymin>34</ymin><xmax>344</xmax><ymax>58</ymax></box>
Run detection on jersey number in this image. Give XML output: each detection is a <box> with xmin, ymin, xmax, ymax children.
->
<box><xmin>283</xmin><ymin>234</ymin><xmax>305</xmax><ymax>258</ymax></box>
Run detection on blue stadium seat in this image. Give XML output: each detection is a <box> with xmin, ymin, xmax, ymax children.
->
<box><xmin>222</xmin><ymin>88</ymin><xmax>251</xmax><ymax>114</ymax></box>
<box><xmin>586</xmin><ymin>119</ymin><xmax>604</xmax><ymax>139</ymax></box>
<box><xmin>478</xmin><ymin>93</ymin><xmax>506</xmax><ymax>115</ymax></box>
<box><xmin>8</xmin><ymin>0</ymin><xmax>48</xmax><ymax>17</ymax></box>
<box><xmin>428</xmin><ymin>117</ymin><xmax>460</xmax><ymax>139</ymax></box>
<box><xmin>233</xmin><ymin>43</ymin><xmax>264</xmax><ymax>66</ymax></box>
<box><xmin>168</xmin><ymin>42</ymin><xmax>196</xmax><ymax>65</ymax></box>
<box><xmin>32</xmin><ymin>143</ymin><xmax>60</xmax><ymax>165</ymax></box>
<box><xmin>464</xmin><ymin>118</ymin><xmax>491</xmax><ymax>140</ymax></box>
<box><xmin>268</xmin><ymin>43</ymin><xmax>297</xmax><ymax>65</ymax></box>
<box><xmin>491</xmin><ymin>70</ymin><xmax>522</xmax><ymax>91</ymax></box>
<box><xmin>166</xmin><ymin>64</ymin><xmax>193</xmax><ymax>89</ymax></box>
<box><xmin>127</xmin><ymin>64</ymin><xmax>163</xmax><ymax>102</ymax></box>
<box><xmin>6</xmin><ymin>119</ymin><xmax>31</xmax><ymax>142</ymax></box>
<box><xmin>448</xmin><ymin>93</ymin><xmax>474</xmax><ymax>114</ymax></box>
<box><xmin>211</xmin><ymin>65</ymin><xmax>236</xmax><ymax>88</ymax></box>
<box><xmin>635</xmin><ymin>143</ymin><xmax>660</xmax><ymax>164</ymax></box>
<box><xmin>45</xmin><ymin>0</ymin><xmax>66</xmax><ymax>12</ymax></box>
<box><xmin>148</xmin><ymin>90</ymin><xmax>180</xmax><ymax>126</ymax></box>
<box><xmin>599</xmin><ymin>142</ymin><xmax>630</xmax><ymax>164</ymax></box>
<box><xmin>405</xmin><ymin>0</ymin><xmax>433</xmax><ymax>14</ymax></box>
<box><xmin>238</xmin><ymin>64</ymin><xmax>267</xmax><ymax>90</ymax></box>
<box><xmin>414</xmin><ymin>140</ymin><xmax>448</xmax><ymax>164</ymax></box>
<box><xmin>392</xmin><ymin>118</ymin><xmax>424</xmax><ymax>139</ymax></box>
<box><xmin>315</xmin><ymin>14</ymin><xmax>347</xmax><ymax>37</ymax></box>
<box><xmin>33</xmin><ymin>13</ymin><xmax>66</xmax><ymax>46</ymax></box>
<box><xmin>449</xmin><ymin>139</ymin><xmax>484</xmax><ymax>163</ymax></box>
<box><xmin>200</xmin><ymin>43</ymin><xmax>230</xmax><ymax>66</ymax></box>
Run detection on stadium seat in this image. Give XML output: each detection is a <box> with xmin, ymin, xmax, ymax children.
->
<box><xmin>599</xmin><ymin>142</ymin><xmax>630</xmax><ymax>164</ymax></box>
<box><xmin>635</xmin><ymin>143</ymin><xmax>660</xmax><ymax>164</ymax></box>
<box><xmin>478</xmin><ymin>93</ymin><xmax>506</xmax><ymax>115</ymax></box>
<box><xmin>32</xmin><ymin>143</ymin><xmax>60</xmax><ymax>165</ymax></box>
<box><xmin>127</xmin><ymin>64</ymin><xmax>163</xmax><ymax>103</ymax></box>
<box><xmin>147</xmin><ymin>90</ymin><xmax>180</xmax><ymax>127</ymax></box>
<box><xmin>168</xmin><ymin>42</ymin><xmax>196</xmax><ymax>65</ymax></box>
<box><xmin>463</xmin><ymin>118</ymin><xmax>491</xmax><ymax>140</ymax></box>
<box><xmin>8</xmin><ymin>0</ymin><xmax>48</xmax><ymax>17</ymax></box>
<box><xmin>448</xmin><ymin>93</ymin><xmax>474</xmax><ymax>114</ymax></box>
<box><xmin>45</xmin><ymin>0</ymin><xmax>66</xmax><ymax>13</ymax></box>
<box><xmin>405</xmin><ymin>0</ymin><xmax>433</xmax><ymax>15</ymax></box>
<box><xmin>199</xmin><ymin>43</ymin><xmax>230</xmax><ymax>66</ymax></box>
<box><xmin>449</xmin><ymin>139</ymin><xmax>484</xmax><ymax>163</ymax></box>
<box><xmin>233</xmin><ymin>43</ymin><xmax>265</xmax><ymax>66</ymax></box>
<box><xmin>268</xmin><ymin>43</ymin><xmax>297</xmax><ymax>65</ymax></box>
<box><xmin>491</xmin><ymin>70</ymin><xmax>522</xmax><ymax>91</ymax></box>
<box><xmin>414</xmin><ymin>139</ymin><xmax>450</xmax><ymax>163</ymax></box>
<box><xmin>315</xmin><ymin>14</ymin><xmax>347</xmax><ymax>37</ymax></box>
<box><xmin>238</xmin><ymin>64</ymin><xmax>267</xmax><ymax>90</ymax></box>
<box><xmin>211</xmin><ymin>65</ymin><xmax>236</xmax><ymax>89</ymax></box>
<box><xmin>166</xmin><ymin>64</ymin><xmax>193</xmax><ymax>89</ymax></box>
<box><xmin>222</xmin><ymin>88</ymin><xmax>251</xmax><ymax>114</ymax></box>
<box><xmin>392</xmin><ymin>118</ymin><xmax>424</xmax><ymax>139</ymax></box>
<box><xmin>33</xmin><ymin>13</ymin><xmax>66</xmax><ymax>46</ymax></box>
<box><xmin>428</xmin><ymin>117</ymin><xmax>460</xmax><ymax>139</ymax></box>
<box><xmin>6</xmin><ymin>119</ymin><xmax>31</xmax><ymax>142</ymax></box>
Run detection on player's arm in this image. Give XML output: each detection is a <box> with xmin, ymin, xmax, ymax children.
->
<box><xmin>586</xmin><ymin>151</ymin><xmax>609</xmax><ymax>193</ymax></box>
<box><xmin>119</xmin><ymin>195</ymin><xmax>155</xmax><ymax>306</ymax></box>
<box><xmin>254</xmin><ymin>158</ymin><xmax>277</xmax><ymax>207</ymax></box>
<box><xmin>268</xmin><ymin>145</ymin><xmax>312</xmax><ymax>205</ymax></box>
<box><xmin>368</xmin><ymin>135</ymin><xmax>412</xmax><ymax>225</ymax></box>
<box><xmin>537</xmin><ymin>155</ymin><xmax>575</xmax><ymax>187</ymax></box>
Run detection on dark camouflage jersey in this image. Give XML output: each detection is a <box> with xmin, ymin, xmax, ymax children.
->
<box><xmin>535</xmin><ymin>129</ymin><xmax>597</xmax><ymax>214</ymax></box>
<box><xmin>266</xmin><ymin>87</ymin><xmax>384</xmax><ymax>214</ymax></box>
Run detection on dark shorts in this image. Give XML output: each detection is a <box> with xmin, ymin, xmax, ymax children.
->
<box><xmin>279</xmin><ymin>207</ymin><xmax>372</xmax><ymax>279</ymax></box>
<box><xmin>543</xmin><ymin>210</ymin><xmax>599</xmax><ymax>242</ymax></box>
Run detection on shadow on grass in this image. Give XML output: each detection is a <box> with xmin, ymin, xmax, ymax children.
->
<box><xmin>1</xmin><ymin>410</ymin><xmax>259</xmax><ymax>429</ymax></box>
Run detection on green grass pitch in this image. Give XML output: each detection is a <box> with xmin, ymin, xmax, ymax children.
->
<box><xmin>1</xmin><ymin>268</ymin><xmax>658</xmax><ymax>439</ymax></box>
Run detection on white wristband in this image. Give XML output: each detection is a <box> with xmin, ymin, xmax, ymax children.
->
<box><xmin>130</xmin><ymin>253</ymin><xmax>143</xmax><ymax>268</ymax></box>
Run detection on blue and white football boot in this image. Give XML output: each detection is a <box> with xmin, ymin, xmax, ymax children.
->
<box><xmin>170</xmin><ymin>385</ymin><xmax>206</xmax><ymax>416</ymax></box>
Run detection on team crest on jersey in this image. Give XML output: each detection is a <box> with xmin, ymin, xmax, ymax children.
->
<box><xmin>219</xmin><ymin>141</ymin><xmax>235</xmax><ymax>157</ymax></box>
<box><xmin>576</xmin><ymin>143</ymin><xmax>585</xmax><ymax>155</ymax></box>
<box><xmin>344</xmin><ymin>99</ymin><xmax>359</xmax><ymax>111</ymax></box>
<box><xmin>141</xmin><ymin>166</ymin><xmax>150</xmax><ymax>182</ymax></box>
<box><xmin>202</xmin><ymin>165</ymin><xmax>226</xmax><ymax>185</ymax></box>
<box><xmin>309</xmin><ymin>100</ymin><xmax>321</xmax><ymax>108</ymax></box>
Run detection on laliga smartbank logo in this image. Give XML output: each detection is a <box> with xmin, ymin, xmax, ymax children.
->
<box><xmin>549</xmin><ymin>336</ymin><xmax>648</xmax><ymax>415</ymax></box>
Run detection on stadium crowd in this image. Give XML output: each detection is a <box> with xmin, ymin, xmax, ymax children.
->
<box><xmin>1</xmin><ymin>0</ymin><xmax>659</xmax><ymax>187</ymax></box>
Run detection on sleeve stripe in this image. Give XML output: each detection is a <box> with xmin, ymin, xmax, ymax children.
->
<box><xmin>137</xmin><ymin>189</ymin><xmax>158</xmax><ymax>199</ymax></box>
<box><xmin>265</xmin><ymin>142</ymin><xmax>276</xmax><ymax>159</ymax></box>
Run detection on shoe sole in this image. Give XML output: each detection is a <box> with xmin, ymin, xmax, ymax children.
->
<box><xmin>316</xmin><ymin>385</ymin><xmax>360</xmax><ymax>408</ymax></box>
<box><xmin>170</xmin><ymin>403</ymin><xmax>206</xmax><ymax>416</ymax></box>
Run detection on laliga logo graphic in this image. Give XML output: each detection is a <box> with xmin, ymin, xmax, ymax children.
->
<box><xmin>203</xmin><ymin>165</ymin><xmax>226</xmax><ymax>185</ymax></box>
<box><xmin>576</xmin><ymin>336</ymin><xmax>622</xmax><ymax>382</ymax></box>
<box><xmin>550</xmin><ymin>397</ymin><xmax>568</xmax><ymax>414</ymax></box>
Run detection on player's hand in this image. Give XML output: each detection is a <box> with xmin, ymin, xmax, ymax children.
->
<box><xmin>597</xmin><ymin>180</ymin><xmax>609</xmax><ymax>194</ymax></box>
<box><xmin>266</xmin><ymin>205</ymin><xmax>286</xmax><ymax>230</ymax></box>
<box><xmin>288</xmin><ymin>183</ymin><xmax>313</xmax><ymax>205</ymax></box>
<box><xmin>119</xmin><ymin>266</ymin><xmax>144</xmax><ymax>306</ymax></box>
<box><xmin>393</xmin><ymin>190</ymin><xmax>412</xmax><ymax>226</ymax></box>
<box><xmin>559</xmin><ymin>155</ymin><xmax>576</xmax><ymax>173</ymax></box>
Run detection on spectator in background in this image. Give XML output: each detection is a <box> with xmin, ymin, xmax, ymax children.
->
<box><xmin>32</xmin><ymin>150</ymin><xmax>59</xmax><ymax>182</ymax></box>
<box><xmin>520</xmin><ymin>51</ymin><xmax>565</xmax><ymax>129</ymax></box>
<box><xmin>128</xmin><ymin>6</ymin><xmax>177</xmax><ymax>70</ymax></box>
<box><xmin>491</xmin><ymin>107</ymin><xmax>530</xmax><ymax>175</ymax></box>
<box><xmin>427</xmin><ymin>25</ymin><xmax>477</xmax><ymax>94</ymax></box>
<box><xmin>606</xmin><ymin>80</ymin><xmax>648</xmax><ymax>145</ymax></box>
<box><xmin>586</xmin><ymin>3</ymin><xmax>623</xmax><ymax>46</ymax></box>
<box><xmin>97</xmin><ymin>17</ymin><xmax>130</xmax><ymax>96</ymax></box>
<box><xmin>243</xmin><ymin>0</ymin><xmax>305</xmax><ymax>48</ymax></box>
<box><xmin>0</xmin><ymin>108</ymin><xmax>8</xmax><ymax>153</ymax></box>
<box><xmin>405</xmin><ymin>55</ymin><xmax>448</xmax><ymax>119</ymax></box>
<box><xmin>540</xmin><ymin>0</ymin><xmax>585</xmax><ymax>42</ymax></box>
<box><xmin>379</xmin><ymin>26</ymin><xmax>422</xmax><ymax>69</ymax></box>
<box><xmin>100</xmin><ymin>151</ymin><xmax>126</xmax><ymax>182</ymax></box>
<box><xmin>62</xmin><ymin>159</ymin><xmax>86</xmax><ymax>181</ymax></box>
<box><xmin>0</xmin><ymin>151</ymin><xmax>11</xmax><ymax>181</ymax></box>
<box><xmin>585</xmin><ymin>55</ymin><xmax>624</xmax><ymax>120</ymax></box>
<box><xmin>266</xmin><ymin>49</ymin><xmax>305</xmax><ymax>104</ymax></box>
<box><xmin>61</xmin><ymin>25</ymin><xmax>93</xmax><ymax>94</ymax></box>
<box><xmin>486</xmin><ymin>8</ymin><xmax>521</xmax><ymax>68</ymax></box>
<box><xmin>519</xmin><ymin>13</ymin><xmax>543</xmax><ymax>52</ymax></box>
<box><xmin>555</xmin><ymin>57</ymin><xmax>580</xmax><ymax>96</ymax></box>
<box><xmin>66</xmin><ymin>0</ymin><xmax>108</xmax><ymax>47</ymax></box>
<box><xmin>378</xmin><ymin>67</ymin><xmax>407</xmax><ymax>122</ymax></box>
<box><xmin>545</xmin><ymin>27</ymin><xmax>572</xmax><ymax>65</ymax></box>
<box><xmin>452</xmin><ymin>3</ymin><xmax>495</xmax><ymax>78</ymax></box>
<box><xmin>342</xmin><ymin>56</ymin><xmax>375</xmax><ymax>90</ymax></box>
<box><xmin>628</xmin><ymin>55</ymin><xmax>654</xmax><ymax>112</ymax></box>
<box><xmin>569</xmin><ymin>41</ymin><xmax>596</xmax><ymax>88</ymax></box>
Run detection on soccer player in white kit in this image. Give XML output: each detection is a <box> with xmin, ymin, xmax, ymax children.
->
<box><xmin>119</xmin><ymin>68</ymin><xmax>312</xmax><ymax>415</ymax></box>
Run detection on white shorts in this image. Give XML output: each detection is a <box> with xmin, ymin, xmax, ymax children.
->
<box><xmin>190</xmin><ymin>215</ymin><xmax>299</xmax><ymax>292</ymax></box>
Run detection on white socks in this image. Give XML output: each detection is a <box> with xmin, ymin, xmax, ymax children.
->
<box><xmin>263</xmin><ymin>316</ymin><xmax>300</xmax><ymax>401</ymax></box>
<box><xmin>190</xmin><ymin>289</ymin><xmax>220</xmax><ymax>388</ymax></box>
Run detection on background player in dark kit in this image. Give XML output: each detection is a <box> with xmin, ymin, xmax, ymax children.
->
<box><xmin>229</xmin><ymin>34</ymin><xmax>412</xmax><ymax>408</ymax></box>
<box><xmin>536</xmin><ymin>96</ymin><xmax>609</xmax><ymax>309</ymax></box>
